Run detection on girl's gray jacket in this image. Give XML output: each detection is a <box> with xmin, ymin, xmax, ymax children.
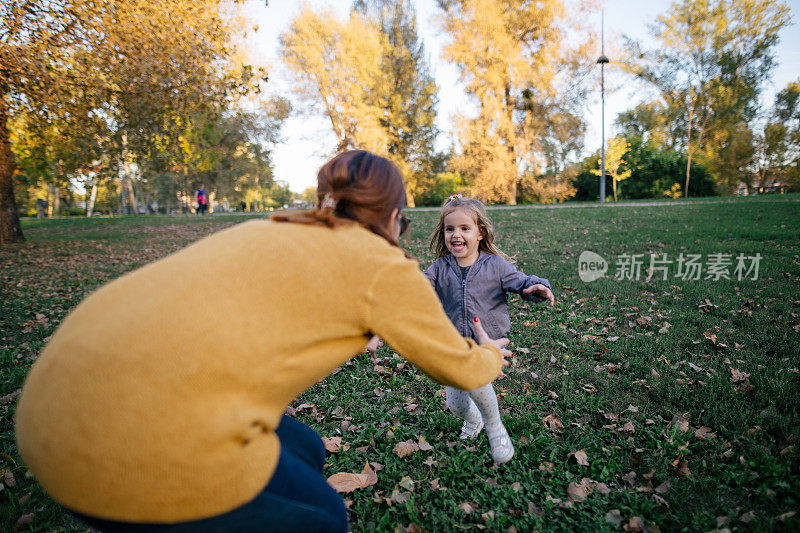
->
<box><xmin>423</xmin><ymin>252</ymin><xmax>551</xmax><ymax>342</ymax></box>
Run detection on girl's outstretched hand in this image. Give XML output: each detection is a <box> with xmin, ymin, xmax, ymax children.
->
<box><xmin>472</xmin><ymin>316</ymin><xmax>511</xmax><ymax>378</ymax></box>
<box><xmin>523</xmin><ymin>283</ymin><xmax>555</xmax><ymax>306</ymax></box>
<box><xmin>364</xmin><ymin>335</ymin><xmax>384</xmax><ymax>354</ymax></box>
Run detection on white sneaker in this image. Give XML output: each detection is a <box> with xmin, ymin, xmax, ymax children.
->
<box><xmin>460</xmin><ymin>419</ymin><xmax>484</xmax><ymax>440</ymax></box>
<box><xmin>487</xmin><ymin>424</ymin><xmax>514</xmax><ymax>464</ymax></box>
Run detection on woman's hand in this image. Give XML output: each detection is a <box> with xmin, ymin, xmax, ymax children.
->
<box><xmin>523</xmin><ymin>283</ymin><xmax>555</xmax><ymax>306</ymax></box>
<box><xmin>472</xmin><ymin>316</ymin><xmax>511</xmax><ymax>378</ymax></box>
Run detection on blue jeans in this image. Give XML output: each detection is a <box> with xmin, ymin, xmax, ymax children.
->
<box><xmin>73</xmin><ymin>415</ymin><xmax>348</xmax><ymax>532</ymax></box>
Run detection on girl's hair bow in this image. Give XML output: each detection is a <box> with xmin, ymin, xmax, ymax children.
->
<box><xmin>448</xmin><ymin>194</ymin><xmax>463</xmax><ymax>202</ymax></box>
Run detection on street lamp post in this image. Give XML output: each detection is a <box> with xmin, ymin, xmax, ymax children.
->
<box><xmin>597</xmin><ymin>11</ymin><xmax>609</xmax><ymax>203</ymax></box>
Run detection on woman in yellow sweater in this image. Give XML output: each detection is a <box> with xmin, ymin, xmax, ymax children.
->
<box><xmin>15</xmin><ymin>150</ymin><xmax>510</xmax><ymax>532</ymax></box>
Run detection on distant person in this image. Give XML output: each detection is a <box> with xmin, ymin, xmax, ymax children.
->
<box><xmin>195</xmin><ymin>184</ymin><xmax>208</xmax><ymax>215</ymax></box>
<box><xmin>424</xmin><ymin>195</ymin><xmax>554</xmax><ymax>463</ymax></box>
<box><xmin>16</xmin><ymin>151</ymin><xmax>511</xmax><ymax>532</ymax></box>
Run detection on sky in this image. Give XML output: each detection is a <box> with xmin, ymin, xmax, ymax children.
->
<box><xmin>242</xmin><ymin>0</ymin><xmax>800</xmax><ymax>193</ymax></box>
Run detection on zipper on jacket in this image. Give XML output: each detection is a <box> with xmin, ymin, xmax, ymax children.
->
<box><xmin>461</xmin><ymin>269</ymin><xmax>468</xmax><ymax>336</ymax></box>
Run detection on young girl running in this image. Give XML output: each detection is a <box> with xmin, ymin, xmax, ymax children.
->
<box><xmin>425</xmin><ymin>195</ymin><xmax>555</xmax><ymax>464</ymax></box>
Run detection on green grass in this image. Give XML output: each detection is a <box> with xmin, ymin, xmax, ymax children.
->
<box><xmin>1</xmin><ymin>198</ymin><xmax>799</xmax><ymax>532</ymax></box>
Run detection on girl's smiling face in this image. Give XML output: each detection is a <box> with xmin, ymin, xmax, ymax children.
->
<box><xmin>444</xmin><ymin>207</ymin><xmax>483</xmax><ymax>267</ymax></box>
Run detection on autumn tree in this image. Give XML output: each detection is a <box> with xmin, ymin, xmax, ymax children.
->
<box><xmin>279</xmin><ymin>6</ymin><xmax>388</xmax><ymax>154</ymax></box>
<box><xmin>437</xmin><ymin>0</ymin><xmax>593</xmax><ymax>204</ymax></box>
<box><xmin>591</xmin><ymin>137</ymin><xmax>631</xmax><ymax>201</ymax></box>
<box><xmin>1</xmin><ymin>0</ymin><xmax>262</xmax><ymax>240</ymax></box>
<box><xmin>627</xmin><ymin>0</ymin><xmax>790</xmax><ymax>197</ymax></box>
<box><xmin>354</xmin><ymin>0</ymin><xmax>439</xmax><ymax>207</ymax></box>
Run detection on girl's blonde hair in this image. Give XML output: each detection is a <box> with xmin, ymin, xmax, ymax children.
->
<box><xmin>429</xmin><ymin>196</ymin><xmax>512</xmax><ymax>262</ymax></box>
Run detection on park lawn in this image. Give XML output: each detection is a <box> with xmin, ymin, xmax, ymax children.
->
<box><xmin>1</xmin><ymin>197</ymin><xmax>799</xmax><ymax>532</ymax></box>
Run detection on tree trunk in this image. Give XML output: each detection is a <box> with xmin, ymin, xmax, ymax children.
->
<box><xmin>121</xmin><ymin>132</ymin><xmax>139</xmax><ymax>215</ymax></box>
<box><xmin>53</xmin><ymin>186</ymin><xmax>61</xmax><ymax>217</ymax></box>
<box><xmin>0</xmin><ymin>91</ymin><xmax>24</xmax><ymax>243</ymax></box>
<box><xmin>613</xmin><ymin>177</ymin><xmax>618</xmax><ymax>202</ymax></box>
<box><xmin>87</xmin><ymin>177</ymin><xmax>98</xmax><ymax>217</ymax></box>
<box><xmin>405</xmin><ymin>183</ymin><xmax>416</xmax><ymax>208</ymax></box>
<box><xmin>684</xmin><ymin>105</ymin><xmax>694</xmax><ymax>198</ymax></box>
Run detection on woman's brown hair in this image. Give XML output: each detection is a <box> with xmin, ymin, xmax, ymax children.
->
<box><xmin>271</xmin><ymin>150</ymin><xmax>407</xmax><ymax>246</ymax></box>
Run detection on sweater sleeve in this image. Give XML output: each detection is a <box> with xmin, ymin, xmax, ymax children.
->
<box><xmin>497</xmin><ymin>258</ymin><xmax>552</xmax><ymax>303</ymax></box>
<box><xmin>367</xmin><ymin>258</ymin><xmax>503</xmax><ymax>390</ymax></box>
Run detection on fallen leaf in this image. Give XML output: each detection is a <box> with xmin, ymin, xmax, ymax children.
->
<box><xmin>388</xmin><ymin>489</ymin><xmax>411</xmax><ymax>504</ymax></box>
<box><xmin>322</xmin><ymin>436</ymin><xmax>342</xmax><ymax>453</ymax></box>
<box><xmin>429</xmin><ymin>478</ymin><xmax>441</xmax><ymax>490</ymax></box>
<box><xmin>671</xmin><ymin>458</ymin><xmax>691</xmax><ymax>478</ymax></box>
<box><xmin>669</xmin><ymin>413</ymin><xmax>690</xmax><ymax>433</ymax></box>
<box><xmin>623</xmin><ymin>516</ymin><xmax>645</xmax><ymax>532</ymax></box>
<box><xmin>731</xmin><ymin>368</ymin><xmax>750</xmax><ymax>382</ymax></box>
<box><xmin>623</xmin><ymin>421</ymin><xmax>635</xmax><ymax>433</ymax></box>
<box><xmin>512</xmin><ymin>482</ymin><xmax>522</xmax><ymax>493</ymax></box>
<box><xmin>327</xmin><ymin>462</ymin><xmax>378</xmax><ymax>493</ymax></box>
<box><xmin>694</xmin><ymin>426</ymin><xmax>716</xmax><ymax>439</ymax></box>
<box><xmin>538</xmin><ymin>461</ymin><xmax>555</xmax><ymax>473</ymax></box>
<box><xmin>777</xmin><ymin>511</ymin><xmax>797</xmax><ymax>522</ymax></box>
<box><xmin>542</xmin><ymin>414</ymin><xmax>564</xmax><ymax>433</ymax></box>
<box><xmin>481</xmin><ymin>511</ymin><xmax>495</xmax><ymax>521</ymax></box>
<box><xmin>417</xmin><ymin>436</ymin><xmax>433</xmax><ymax>451</ymax></box>
<box><xmin>393</xmin><ymin>440</ymin><xmax>420</xmax><ymax>458</ymax></box>
<box><xmin>652</xmin><ymin>494</ymin><xmax>669</xmax><ymax>509</ymax></box>
<box><xmin>458</xmin><ymin>502</ymin><xmax>476</xmax><ymax>514</ymax></box>
<box><xmin>3</xmin><ymin>469</ymin><xmax>16</xmax><ymax>488</ymax></box>
<box><xmin>595</xmin><ymin>483</ymin><xmax>611</xmax><ymax>495</ymax></box>
<box><xmin>528</xmin><ymin>502</ymin><xmax>543</xmax><ymax>517</ymax></box>
<box><xmin>654</xmin><ymin>480</ymin><xmax>670</xmax><ymax>494</ymax></box>
<box><xmin>621</xmin><ymin>471</ymin><xmax>637</xmax><ymax>487</ymax></box>
<box><xmin>398</xmin><ymin>476</ymin><xmax>415</xmax><ymax>491</ymax></box>
<box><xmin>567</xmin><ymin>479</ymin><xmax>593</xmax><ymax>502</ymax></box>
<box><xmin>605</xmin><ymin>509</ymin><xmax>622</xmax><ymax>527</ymax></box>
<box><xmin>568</xmin><ymin>449</ymin><xmax>590</xmax><ymax>466</ymax></box>
<box><xmin>13</xmin><ymin>514</ymin><xmax>34</xmax><ymax>532</ymax></box>
<box><xmin>740</xmin><ymin>511</ymin><xmax>755</xmax><ymax>523</ymax></box>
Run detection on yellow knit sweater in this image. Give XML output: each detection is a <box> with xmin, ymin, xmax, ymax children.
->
<box><xmin>15</xmin><ymin>219</ymin><xmax>502</xmax><ymax>523</ymax></box>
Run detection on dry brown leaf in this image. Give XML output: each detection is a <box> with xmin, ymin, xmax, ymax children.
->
<box><xmin>567</xmin><ymin>480</ymin><xmax>593</xmax><ymax>502</ymax></box>
<box><xmin>389</xmin><ymin>489</ymin><xmax>411</xmax><ymax>504</ymax></box>
<box><xmin>393</xmin><ymin>440</ymin><xmax>420</xmax><ymax>458</ymax></box>
<box><xmin>671</xmin><ymin>458</ymin><xmax>691</xmax><ymax>478</ymax></box>
<box><xmin>429</xmin><ymin>478</ymin><xmax>441</xmax><ymax>490</ymax></box>
<box><xmin>326</xmin><ymin>462</ymin><xmax>378</xmax><ymax>493</ymax></box>
<box><xmin>669</xmin><ymin>413</ymin><xmax>690</xmax><ymax>432</ymax></box>
<box><xmin>542</xmin><ymin>414</ymin><xmax>564</xmax><ymax>433</ymax></box>
<box><xmin>623</xmin><ymin>421</ymin><xmax>635</xmax><ymax>433</ymax></box>
<box><xmin>322</xmin><ymin>436</ymin><xmax>342</xmax><ymax>453</ymax></box>
<box><xmin>13</xmin><ymin>514</ymin><xmax>34</xmax><ymax>532</ymax></box>
<box><xmin>481</xmin><ymin>511</ymin><xmax>495</xmax><ymax>521</ymax></box>
<box><xmin>731</xmin><ymin>368</ymin><xmax>750</xmax><ymax>382</ymax></box>
<box><xmin>654</xmin><ymin>480</ymin><xmax>670</xmax><ymax>495</ymax></box>
<box><xmin>512</xmin><ymin>482</ymin><xmax>522</xmax><ymax>493</ymax></box>
<box><xmin>595</xmin><ymin>483</ymin><xmax>611</xmax><ymax>495</ymax></box>
<box><xmin>568</xmin><ymin>449</ymin><xmax>590</xmax><ymax>466</ymax></box>
<box><xmin>694</xmin><ymin>426</ymin><xmax>716</xmax><ymax>439</ymax></box>
<box><xmin>538</xmin><ymin>461</ymin><xmax>555</xmax><ymax>473</ymax></box>
<box><xmin>398</xmin><ymin>476</ymin><xmax>415</xmax><ymax>491</ymax></box>
<box><xmin>417</xmin><ymin>436</ymin><xmax>433</xmax><ymax>451</ymax></box>
<box><xmin>458</xmin><ymin>502</ymin><xmax>476</xmax><ymax>514</ymax></box>
<box><xmin>652</xmin><ymin>494</ymin><xmax>670</xmax><ymax>509</ymax></box>
<box><xmin>623</xmin><ymin>516</ymin><xmax>645</xmax><ymax>532</ymax></box>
